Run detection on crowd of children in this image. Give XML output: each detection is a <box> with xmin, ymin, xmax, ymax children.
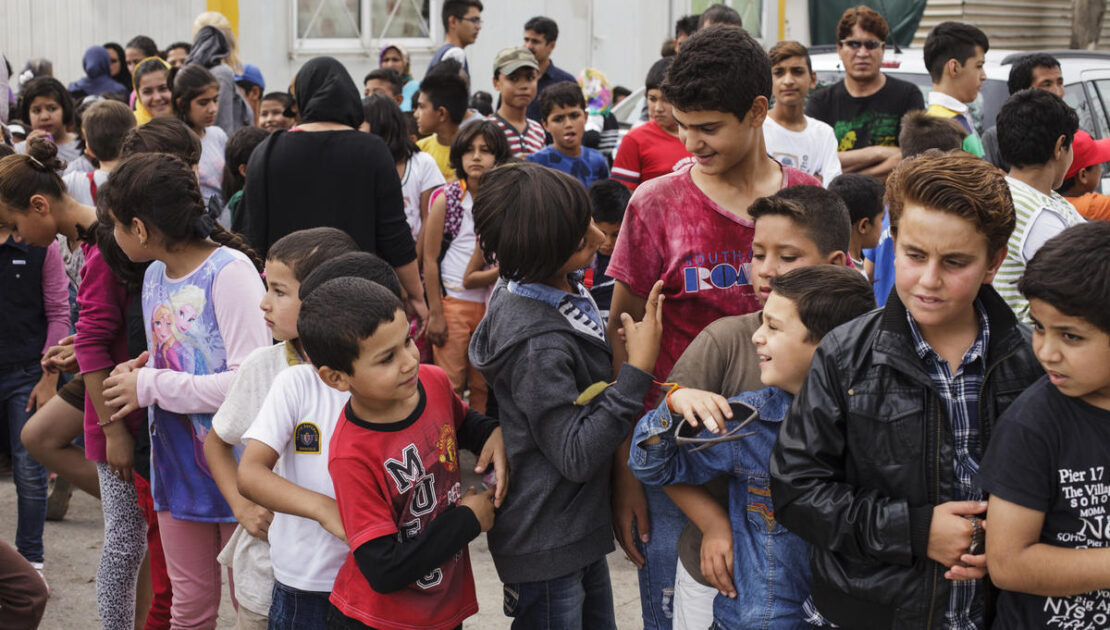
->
<box><xmin>0</xmin><ymin>2</ymin><xmax>1109</xmax><ymax>630</ymax></box>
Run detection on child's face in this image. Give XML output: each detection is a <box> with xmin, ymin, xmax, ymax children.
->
<box><xmin>109</xmin><ymin>208</ymin><xmax>153</xmax><ymax>263</ymax></box>
<box><xmin>752</xmin><ymin>292</ymin><xmax>819</xmax><ymax>395</ymax></box>
<box><xmin>949</xmin><ymin>45</ymin><xmax>986</xmax><ymax>104</ymax></box>
<box><xmin>858</xmin><ymin>210</ymin><xmax>885</xmax><ymax>250</ymax></box>
<box><xmin>751</xmin><ymin>214</ymin><xmax>838</xmax><ymax>304</ymax></box>
<box><xmin>186</xmin><ymin>85</ymin><xmax>220</xmax><ymax>130</ymax></box>
<box><xmin>365</xmin><ymin>79</ymin><xmax>398</xmax><ymax>102</ymax></box>
<box><xmin>138</xmin><ymin>72</ymin><xmax>173</xmax><ymax>119</ymax></box>
<box><xmin>415</xmin><ymin>91</ymin><xmax>440</xmax><ymax>135</ymax></box>
<box><xmin>771</xmin><ymin>56</ymin><xmax>814</xmax><ymax>108</ymax></box>
<box><xmin>1079</xmin><ymin>163</ymin><xmax>1104</xmax><ymax>194</ymax></box>
<box><xmin>259</xmin><ymin>99</ymin><xmax>293</xmax><ymax>132</ymax></box>
<box><xmin>125</xmin><ymin>47</ymin><xmax>145</xmax><ymax>75</ymax></box>
<box><xmin>462</xmin><ymin>135</ymin><xmax>497</xmax><ymax>181</ymax></box>
<box><xmin>646</xmin><ymin>89</ymin><xmax>677</xmax><ymax>133</ymax></box>
<box><xmin>543</xmin><ymin>103</ymin><xmax>586</xmax><ymax>154</ymax></box>
<box><xmin>166</xmin><ymin>47</ymin><xmax>189</xmax><ymax>69</ymax></box>
<box><xmin>1029</xmin><ymin>298</ymin><xmax>1110</xmax><ymax>411</ymax></box>
<box><xmin>260</xmin><ymin>259</ymin><xmax>302</xmax><ymax>342</ymax></box>
<box><xmin>893</xmin><ymin>203</ymin><xmax>1004</xmax><ymax>334</ymax></box>
<box><xmin>0</xmin><ymin>198</ymin><xmax>57</xmax><ymax>247</ymax></box>
<box><xmin>29</xmin><ymin>96</ymin><xmax>65</xmax><ymax>136</ymax></box>
<box><xmin>332</xmin><ymin>308</ymin><xmax>421</xmax><ymax>406</ymax></box>
<box><xmin>380</xmin><ymin>48</ymin><xmax>406</xmax><ymax>75</ymax></box>
<box><xmin>674</xmin><ymin>103</ymin><xmax>765</xmax><ymax>177</ymax></box>
<box><xmin>595</xmin><ymin>220</ymin><xmax>621</xmax><ymax>257</ymax></box>
<box><xmin>494</xmin><ymin>68</ymin><xmax>538</xmax><ymax>111</ymax></box>
<box><xmin>557</xmin><ymin>221</ymin><xmax>606</xmax><ymax>278</ymax></box>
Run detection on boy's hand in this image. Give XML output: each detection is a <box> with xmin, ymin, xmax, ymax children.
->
<box><xmin>314</xmin><ymin>495</ymin><xmax>347</xmax><ymax>543</ymax></box>
<box><xmin>459</xmin><ymin>486</ymin><xmax>495</xmax><ymax>532</ymax></box>
<box><xmin>947</xmin><ymin>519</ymin><xmax>989</xmax><ymax>581</ymax></box>
<box><xmin>928</xmin><ymin>501</ymin><xmax>988</xmax><ymax>573</ymax></box>
<box><xmin>701</xmin><ymin>522</ymin><xmax>736</xmax><ymax>598</ymax></box>
<box><xmin>474</xmin><ymin>427</ymin><xmax>509</xmax><ymax>508</ymax></box>
<box><xmin>619</xmin><ymin>280</ymin><xmax>665</xmax><ymax>373</ymax></box>
<box><xmin>668</xmin><ymin>388</ymin><xmax>733</xmax><ymax>434</ymax></box>
<box><xmin>234</xmin><ymin>499</ymin><xmax>274</xmax><ymax>542</ymax></box>
<box><xmin>426</xmin><ymin>310</ymin><xmax>448</xmax><ymax>347</ymax></box>
<box><xmin>42</xmin><ymin>335</ymin><xmax>78</xmax><ymax>374</ymax></box>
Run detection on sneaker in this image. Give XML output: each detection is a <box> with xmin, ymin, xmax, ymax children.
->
<box><xmin>29</xmin><ymin>562</ymin><xmax>49</xmax><ymax>595</ymax></box>
<box><xmin>45</xmin><ymin>473</ymin><xmax>72</xmax><ymax>521</ymax></box>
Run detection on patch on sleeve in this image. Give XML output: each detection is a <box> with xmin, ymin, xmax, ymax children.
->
<box><xmin>294</xmin><ymin>422</ymin><xmax>321</xmax><ymax>454</ymax></box>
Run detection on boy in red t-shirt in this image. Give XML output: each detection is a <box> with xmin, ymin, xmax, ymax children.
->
<box><xmin>298</xmin><ymin>278</ymin><xmax>506</xmax><ymax>630</ymax></box>
<box><xmin>605</xmin><ymin>25</ymin><xmax>822</xmax><ymax>629</ymax></box>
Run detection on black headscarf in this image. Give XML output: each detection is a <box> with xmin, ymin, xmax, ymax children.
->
<box><xmin>293</xmin><ymin>57</ymin><xmax>364</xmax><ymax>128</ymax></box>
<box><xmin>185</xmin><ymin>26</ymin><xmax>230</xmax><ymax>69</ymax></box>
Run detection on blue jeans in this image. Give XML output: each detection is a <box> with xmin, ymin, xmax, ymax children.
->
<box><xmin>635</xmin><ymin>483</ymin><xmax>685</xmax><ymax>630</ymax></box>
<box><xmin>503</xmin><ymin>557</ymin><xmax>616</xmax><ymax>630</ymax></box>
<box><xmin>269</xmin><ymin>581</ymin><xmax>331</xmax><ymax>630</ymax></box>
<box><xmin>1</xmin><ymin>363</ymin><xmax>48</xmax><ymax>564</ymax></box>
<box><xmin>325</xmin><ymin>604</ymin><xmax>461</xmax><ymax>630</ymax></box>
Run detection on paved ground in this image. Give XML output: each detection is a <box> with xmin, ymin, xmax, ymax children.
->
<box><xmin>0</xmin><ymin>451</ymin><xmax>645</xmax><ymax>628</ymax></box>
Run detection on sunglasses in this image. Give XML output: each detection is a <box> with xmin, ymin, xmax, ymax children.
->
<box><xmin>674</xmin><ymin>401</ymin><xmax>759</xmax><ymax>453</ymax></box>
<box><xmin>840</xmin><ymin>39</ymin><xmax>884</xmax><ymax>50</ymax></box>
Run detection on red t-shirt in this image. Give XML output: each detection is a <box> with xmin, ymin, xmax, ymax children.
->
<box><xmin>611</xmin><ymin>120</ymin><xmax>696</xmax><ymax>190</ymax></box>
<box><xmin>607</xmin><ymin>163</ymin><xmax>822</xmax><ymax>383</ymax></box>
<box><xmin>328</xmin><ymin>366</ymin><xmax>478</xmax><ymax>630</ymax></box>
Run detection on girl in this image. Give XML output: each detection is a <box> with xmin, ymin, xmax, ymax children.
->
<box><xmin>422</xmin><ymin>120</ymin><xmax>512</xmax><ymax>414</ymax></box>
<box><xmin>15</xmin><ymin>77</ymin><xmax>84</xmax><ymax>168</ymax></box>
<box><xmin>172</xmin><ymin>64</ymin><xmax>226</xmax><ymax>206</ymax></box>
<box><xmin>103</xmin><ymin>42</ymin><xmax>133</xmax><ymax>92</ymax></box>
<box><xmin>361</xmin><ymin>93</ymin><xmax>444</xmax><ymax>264</ymax></box>
<box><xmin>100</xmin><ymin>152</ymin><xmax>269</xmax><ymax>630</ymax></box>
<box><xmin>132</xmin><ymin>57</ymin><xmax>174</xmax><ymax>126</ymax></box>
<box><xmin>379</xmin><ymin>42</ymin><xmax>419</xmax><ymax>112</ymax></box>
<box><xmin>124</xmin><ymin>36</ymin><xmax>159</xmax><ymax>77</ymax></box>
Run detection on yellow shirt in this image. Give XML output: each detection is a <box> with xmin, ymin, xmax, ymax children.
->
<box><xmin>417</xmin><ymin>134</ymin><xmax>455</xmax><ymax>181</ymax></box>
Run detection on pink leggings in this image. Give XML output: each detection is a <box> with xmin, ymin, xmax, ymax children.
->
<box><xmin>155</xmin><ymin>513</ymin><xmax>236</xmax><ymax>630</ymax></box>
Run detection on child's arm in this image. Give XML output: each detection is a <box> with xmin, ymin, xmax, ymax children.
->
<box><xmin>665</xmin><ymin>484</ymin><xmax>736</xmax><ymax>598</ymax></box>
<box><xmin>986</xmin><ymin>495</ymin><xmax>1110</xmax><ymax>596</ymax></box>
<box><xmin>456</xmin><ymin>408</ymin><xmax>507</xmax><ymax>506</ymax></box>
<box><xmin>422</xmin><ymin>191</ymin><xmax>449</xmax><ymax>346</ymax></box>
<box><xmin>206</xmin><ymin>431</ymin><xmax>273</xmax><ymax>540</ymax></box>
<box><xmin>27</xmin><ymin>242</ymin><xmax>69</xmax><ymax>412</ymax></box>
<box><xmin>628</xmin><ymin>394</ymin><xmax>735</xmax><ymax>487</ymax></box>
<box><xmin>237</xmin><ymin>439</ymin><xmax>345</xmax><ymax>542</ymax></box>
<box><xmin>461</xmin><ymin>246</ymin><xmax>498</xmax><ymax>290</ymax></box>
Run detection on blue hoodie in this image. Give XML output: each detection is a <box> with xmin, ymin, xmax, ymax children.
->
<box><xmin>68</xmin><ymin>46</ymin><xmax>128</xmax><ymax>96</ymax></box>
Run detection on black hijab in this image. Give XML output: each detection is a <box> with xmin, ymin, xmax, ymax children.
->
<box><xmin>293</xmin><ymin>56</ymin><xmax>363</xmax><ymax>128</ymax></box>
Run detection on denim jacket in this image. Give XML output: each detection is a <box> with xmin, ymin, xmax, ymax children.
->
<box><xmin>629</xmin><ymin>386</ymin><xmax>811</xmax><ymax>630</ymax></box>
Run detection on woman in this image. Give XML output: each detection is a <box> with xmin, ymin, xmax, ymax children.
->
<box><xmin>185</xmin><ymin>22</ymin><xmax>252</xmax><ymax>134</ymax></box>
<box><xmin>379</xmin><ymin>42</ymin><xmax>419</xmax><ymax>112</ymax></box>
<box><xmin>238</xmin><ymin>56</ymin><xmax>427</xmax><ymax>328</ymax></box>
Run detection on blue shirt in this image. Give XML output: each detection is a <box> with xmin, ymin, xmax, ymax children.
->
<box><xmin>527</xmin><ymin>145</ymin><xmax>610</xmax><ymax>189</ymax></box>
<box><xmin>629</xmin><ymin>387</ymin><xmax>811</xmax><ymax>630</ymax></box>
<box><xmin>526</xmin><ymin>62</ymin><xmax>577</xmax><ymax>122</ymax></box>
<box><xmin>863</xmin><ymin>208</ymin><xmax>895</xmax><ymax>305</ymax></box>
<box><xmin>507</xmin><ymin>278</ymin><xmax>605</xmax><ymax>341</ymax></box>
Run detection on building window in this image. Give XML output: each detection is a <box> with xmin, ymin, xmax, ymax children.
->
<box><xmin>293</xmin><ymin>0</ymin><xmax>434</xmax><ymax>53</ymax></box>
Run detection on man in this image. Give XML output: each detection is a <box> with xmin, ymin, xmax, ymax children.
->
<box><xmin>806</xmin><ymin>5</ymin><xmax>924</xmax><ymax>179</ymax></box>
<box><xmin>426</xmin><ymin>0</ymin><xmax>482</xmax><ymax>78</ymax></box>
<box><xmin>982</xmin><ymin>53</ymin><xmax>1065</xmax><ymax>171</ymax></box>
<box><xmin>674</xmin><ymin>15</ymin><xmax>699</xmax><ymax>53</ymax></box>
<box><xmin>522</xmin><ymin>16</ymin><xmax>577</xmax><ymax>122</ymax></box>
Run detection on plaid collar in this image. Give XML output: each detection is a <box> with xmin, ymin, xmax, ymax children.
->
<box><xmin>906</xmin><ymin>300</ymin><xmax>990</xmax><ymax>370</ymax></box>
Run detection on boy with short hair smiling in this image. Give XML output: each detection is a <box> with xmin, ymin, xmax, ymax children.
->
<box><xmin>771</xmin><ymin>152</ymin><xmax>1044</xmax><ymax>629</ymax></box>
<box><xmin>301</xmin><ymin>277</ymin><xmax>505</xmax><ymax>630</ymax></box>
<box><xmin>763</xmin><ymin>41</ymin><xmax>841</xmax><ymax>184</ymax></box>
<box><xmin>488</xmin><ymin>47</ymin><xmax>546</xmax><ymax>157</ymax></box>
<box><xmin>606</xmin><ymin>26</ymin><xmax>821</xmax><ymax>627</ymax></box>
<box><xmin>923</xmin><ymin>21</ymin><xmax>989</xmax><ymax>157</ymax></box>
<box><xmin>631</xmin><ymin>265</ymin><xmax>876</xmax><ymax>630</ymax></box>
<box><xmin>527</xmin><ymin>82</ymin><xmax>610</xmax><ymax>188</ymax></box>
<box><xmin>978</xmin><ymin>221</ymin><xmax>1110</xmax><ymax>628</ymax></box>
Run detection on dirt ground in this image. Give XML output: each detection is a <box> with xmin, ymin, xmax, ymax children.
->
<box><xmin>0</xmin><ymin>450</ymin><xmax>645</xmax><ymax>628</ymax></box>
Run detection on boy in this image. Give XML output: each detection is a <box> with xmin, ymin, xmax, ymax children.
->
<box><xmin>469</xmin><ymin>162</ymin><xmax>664</xmax><ymax>628</ymax></box>
<box><xmin>527</xmin><ymin>82</ymin><xmax>610</xmax><ymax>188</ymax></box>
<box><xmin>611</xmin><ymin>56</ymin><xmax>694</xmax><ymax>190</ymax></box>
<box><xmin>994</xmin><ymin>88</ymin><xmax>1085</xmax><ymax>323</ymax></box>
<box><xmin>983</xmin><ymin>53</ymin><xmax>1064</xmax><ymax>171</ymax></box>
<box><xmin>235</xmin><ymin>64</ymin><xmax>266</xmax><ymax>125</ymax></box>
<box><xmin>363</xmin><ymin>68</ymin><xmax>404</xmax><ymax>107</ymax></box>
<box><xmin>864</xmin><ymin>109</ymin><xmax>967</xmax><ymax>306</ymax></box>
<box><xmin>488</xmin><ymin>47</ymin><xmax>546</xmax><ymax>157</ymax></box>
<box><xmin>763</xmin><ymin>41</ymin><xmax>841</xmax><ymax>184</ymax></box>
<box><xmin>631</xmin><ymin>266</ymin><xmax>875</xmax><ymax>629</ymax></box>
<box><xmin>584</xmin><ymin>179</ymin><xmax>631</xmax><ymax>324</ymax></box>
<box><xmin>258</xmin><ymin>92</ymin><xmax>296</xmax><ymax>132</ymax></box>
<box><xmin>650</xmin><ymin>185</ymin><xmax>853</xmax><ymax>630</ymax></box>
<box><xmin>923</xmin><ymin>21</ymin><xmax>989</xmax><ymax>157</ymax></box>
<box><xmin>416</xmin><ymin>72</ymin><xmax>475</xmax><ymax>181</ymax></box>
<box><xmin>605</xmin><ymin>27</ymin><xmax>820</xmax><ymax>628</ymax></box>
<box><xmin>427</xmin><ymin>0</ymin><xmax>483</xmax><ymax>77</ymax></box>
<box><xmin>770</xmin><ymin>152</ymin><xmax>1044</xmax><ymax>629</ymax></box>
<box><xmin>300</xmin><ymin>276</ymin><xmax>502</xmax><ymax>630</ymax></box>
<box><xmin>1056</xmin><ymin>129</ymin><xmax>1110</xmax><ymax>221</ymax></box>
<box><xmin>978</xmin><ymin>221</ymin><xmax>1110</xmax><ymax>628</ymax></box>
<box><xmin>828</xmin><ymin>173</ymin><xmax>885</xmax><ymax>270</ymax></box>
<box><xmin>207</xmin><ymin>228</ymin><xmax>359</xmax><ymax>628</ymax></box>
<box><xmin>63</xmin><ymin>99</ymin><xmax>135</xmax><ymax>204</ymax></box>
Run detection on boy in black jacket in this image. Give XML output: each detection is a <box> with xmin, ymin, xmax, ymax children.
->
<box><xmin>770</xmin><ymin>152</ymin><xmax>1043</xmax><ymax>629</ymax></box>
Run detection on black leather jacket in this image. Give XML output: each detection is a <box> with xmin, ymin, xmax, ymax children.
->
<box><xmin>770</xmin><ymin>286</ymin><xmax>1042</xmax><ymax>630</ymax></box>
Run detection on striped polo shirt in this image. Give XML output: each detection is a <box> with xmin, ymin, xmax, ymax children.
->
<box><xmin>488</xmin><ymin>113</ymin><xmax>546</xmax><ymax>157</ymax></box>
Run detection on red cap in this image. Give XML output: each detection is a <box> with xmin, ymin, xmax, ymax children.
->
<box><xmin>1065</xmin><ymin>130</ymin><xmax>1110</xmax><ymax>180</ymax></box>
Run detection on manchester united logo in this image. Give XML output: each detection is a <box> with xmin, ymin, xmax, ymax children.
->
<box><xmin>436</xmin><ymin>424</ymin><xmax>458</xmax><ymax>472</ymax></box>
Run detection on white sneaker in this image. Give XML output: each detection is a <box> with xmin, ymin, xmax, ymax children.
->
<box><xmin>29</xmin><ymin>561</ymin><xmax>49</xmax><ymax>595</ymax></box>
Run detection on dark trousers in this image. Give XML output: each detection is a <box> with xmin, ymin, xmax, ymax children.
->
<box><xmin>503</xmin><ymin>557</ymin><xmax>617</xmax><ymax>630</ymax></box>
<box><xmin>269</xmin><ymin>581</ymin><xmax>331</xmax><ymax>630</ymax></box>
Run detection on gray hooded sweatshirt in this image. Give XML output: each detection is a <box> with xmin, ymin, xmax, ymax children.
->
<box><xmin>469</xmin><ymin>282</ymin><xmax>653</xmax><ymax>583</ymax></box>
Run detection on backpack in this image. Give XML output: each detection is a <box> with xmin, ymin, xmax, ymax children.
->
<box><xmin>437</xmin><ymin>180</ymin><xmax>466</xmax><ymax>264</ymax></box>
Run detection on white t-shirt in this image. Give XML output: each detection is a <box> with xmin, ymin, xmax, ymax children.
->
<box><xmin>439</xmin><ymin>189</ymin><xmax>487</xmax><ymax>303</ymax></box>
<box><xmin>212</xmin><ymin>341</ymin><xmax>300</xmax><ymax>614</ymax></box>
<box><xmin>242</xmin><ymin>363</ymin><xmax>350</xmax><ymax>592</ymax></box>
<box><xmin>198</xmin><ymin>125</ymin><xmax>227</xmax><ymax>206</ymax></box>
<box><xmin>401</xmin><ymin>152</ymin><xmax>446</xmax><ymax>238</ymax></box>
<box><xmin>762</xmin><ymin>116</ymin><xmax>842</xmax><ymax>186</ymax></box>
<box><xmin>62</xmin><ymin>169</ymin><xmax>109</xmax><ymax>207</ymax></box>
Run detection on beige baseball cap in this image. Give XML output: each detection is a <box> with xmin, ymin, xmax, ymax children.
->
<box><xmin>493</xmin><ymin>47</ymin><xmax>539</xmax><ymax>77</ymax></box>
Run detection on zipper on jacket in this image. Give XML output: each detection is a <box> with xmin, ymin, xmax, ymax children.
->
<box><xmin>927</xmin><ymin>400</ymin><xmax>942</xmax><ymax>629</ymax></box>
<box><xmin>977</xmin><ymin>346</ymin><xmax>1021</xmax><ymax>454</ymax></box>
